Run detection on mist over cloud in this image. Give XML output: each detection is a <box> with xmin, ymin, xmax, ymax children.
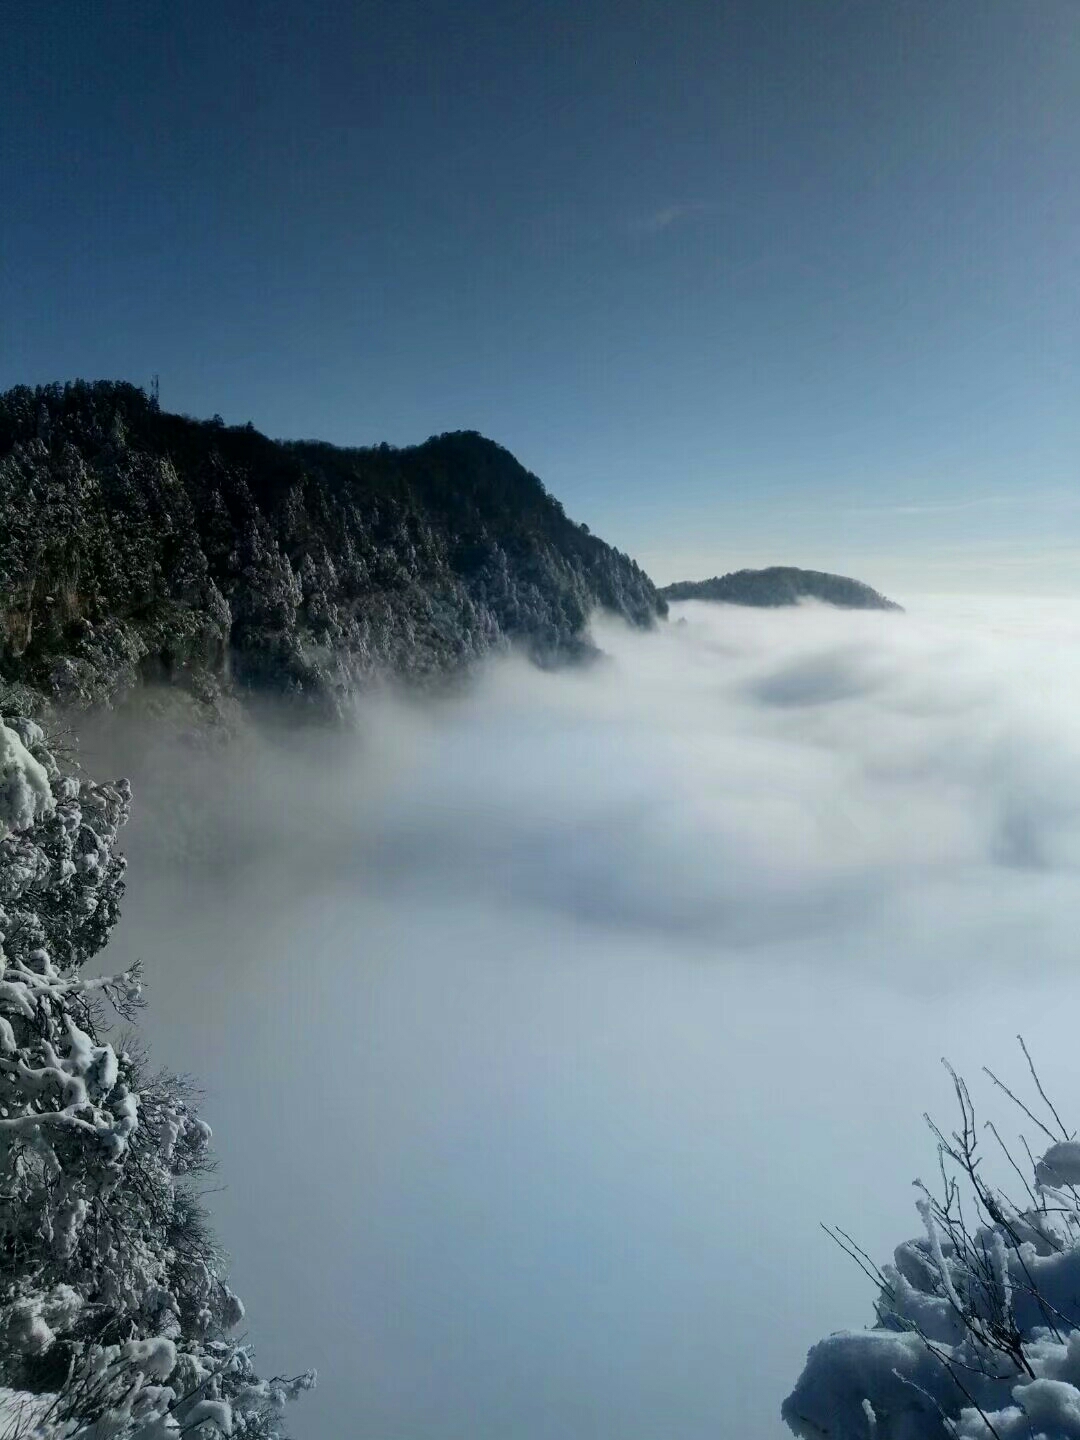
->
<box><xmin>86</xmin><ymin>597</ymin><xmax>1080</xmax><ymax>1440</ymax></box>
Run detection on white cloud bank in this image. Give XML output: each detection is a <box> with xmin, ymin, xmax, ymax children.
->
<box><xmin>89</xmin><ymin>595</ymin><xmax>1080</xmax><ymax>1439</ymax></box>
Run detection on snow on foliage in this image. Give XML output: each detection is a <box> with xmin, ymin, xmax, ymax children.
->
<box><xmin>0</xmin><ymin>720</ymin><xmax>54</xmax><ymax>839</ymax></box>
<box><xmin>784</xmin><ymin>1049</ymin><xmax>1080</xmax><ymax>1440</ymax></box>
<box><xmin>0</xmin><ymin>713</ymin><xmax>313</xmax><ymax>1437</ymax></box>
<box><xmin>1036</xmin><ymin>1143</ymin><xmax>1080</xmax><ymax>1190</ymax></box>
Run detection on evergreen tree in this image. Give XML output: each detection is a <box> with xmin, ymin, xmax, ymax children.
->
<box><xmin>0</xmin><ymin>716</ymin><xmax>313</xmax><ymax>1437</ymax></box>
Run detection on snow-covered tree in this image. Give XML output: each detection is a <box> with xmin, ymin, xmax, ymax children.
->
<box><xmin>784</xmin><ymin>1048</ymin><xmax>1080</xmax><ymax>1440</ymax></box>
<box><xmin>0</xmin><ymin>716</ymin><xmax>313</xmax><ymax>1437</ymax></box>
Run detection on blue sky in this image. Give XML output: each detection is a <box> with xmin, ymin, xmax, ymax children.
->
<box><xmin>4</xmin><ymin>0</ymin><xmax>1080</xmax><ymax>593</ymax></box>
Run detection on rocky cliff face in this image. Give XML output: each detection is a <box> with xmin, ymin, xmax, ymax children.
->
<box><xmin>0</xmin><ymin>381</ymin><xmax>665</xmax><ymax>714</ymax></box>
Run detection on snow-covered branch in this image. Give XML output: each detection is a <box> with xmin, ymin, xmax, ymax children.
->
<box><xmin>785</xmin><ymin>1042</ymin><xmax>1080</xmax><ymax>1440</ymax></box>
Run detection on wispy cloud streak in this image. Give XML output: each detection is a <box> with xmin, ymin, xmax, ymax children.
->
<box><xmin>629</xmin><ymin>200</ymin><xmax>713</xmax><ymax>235</ymax></box>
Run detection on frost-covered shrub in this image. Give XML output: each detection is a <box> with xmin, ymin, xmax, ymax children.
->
<box><xmin>0</xmin><ymin>715</ymin><xmax>312</xmax><ymax>1437</ymax></box>
<box><xmin>784</xmin><ymin>1050</ymin><xmax>1080</xmax><ymax>1440</ymax></box>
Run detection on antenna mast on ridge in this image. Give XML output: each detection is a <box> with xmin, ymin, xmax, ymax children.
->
<box><xmin>150</xmin><ymin>373</ymin><xmax>160</xmax><ymax>409</ymax></box>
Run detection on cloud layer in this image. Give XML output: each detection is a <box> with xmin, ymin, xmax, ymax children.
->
<box><xmin>91</xmin><ymin>597</ymin><xmax>1080</xmax><ymax>1439</ymax></box>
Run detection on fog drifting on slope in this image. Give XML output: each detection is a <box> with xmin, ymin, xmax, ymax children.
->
<box><xmin>94</xmin><ymin>597</ymin><xmax>1080</xmax><ymax>1440</ymax></box>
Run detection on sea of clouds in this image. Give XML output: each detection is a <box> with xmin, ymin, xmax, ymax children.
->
<box><xmin>89</xmin><ymin>596</ymin><xmax>1080</xmax><ymax>1440</ymax></box>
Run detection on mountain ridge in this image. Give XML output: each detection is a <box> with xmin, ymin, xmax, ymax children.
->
<box><xmin>0</xmin><ymin>380</ymin><xmax>665</xmax><ymax>714</ymax></box>
<box><xmin>660</xmin><ymin>566</ymin><xmax>902</xmax><ymax>611</ymax></box>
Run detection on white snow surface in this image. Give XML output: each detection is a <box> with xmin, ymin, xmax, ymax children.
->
<box><xmin>0</xmin><ymin>1384</ymin><xmax>53</xmax><ymax>1433</ymax></box>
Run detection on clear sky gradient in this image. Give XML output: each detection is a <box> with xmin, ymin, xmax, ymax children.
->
<box><xmin>4</xmin><ymin>1</ymin><xmax>1079</xmax><ymax>593</ymax></box>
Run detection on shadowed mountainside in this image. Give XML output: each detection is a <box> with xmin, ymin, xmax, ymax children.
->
<box><xmin>0</xmin><ymin>381</ymin><xmax>665</xmax><ymax>713</ymax></box>
<box><xmin>660</xmin><ymin>566</ymin><xmax>902</xmax><ymax>611</ymax></box>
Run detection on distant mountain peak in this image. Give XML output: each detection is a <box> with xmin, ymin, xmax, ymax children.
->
<box><xmin>659</xmin><ymin>566</ymin><xmax>902</xmax><ymax>611</ymax></box>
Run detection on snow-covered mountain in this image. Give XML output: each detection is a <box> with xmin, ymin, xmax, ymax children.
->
<box><xmin>0</xmin><ymin>381</ymin><xmax>664</xmax><ymax>715</ymax></box>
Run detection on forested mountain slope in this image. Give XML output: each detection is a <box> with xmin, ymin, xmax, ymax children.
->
<box><xmin>0</xmin><ymin>381</ymin><xmax>664</xmax><ymax>712</ymax></box>
<box><xmin>661</xmin><ymin>566</ymin><xmax>901</xmax><ymax>611</ymax></box>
